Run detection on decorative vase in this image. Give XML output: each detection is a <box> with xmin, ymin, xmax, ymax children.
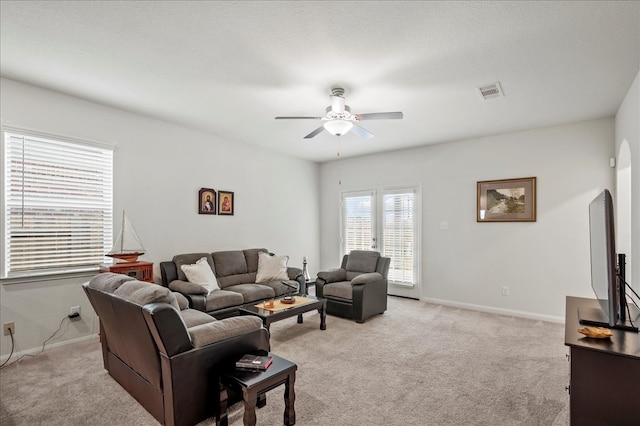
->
<box><xmin>302</xmin><ymin>256</ymin><xmax>311</xmax><ymax>282</ymax></box>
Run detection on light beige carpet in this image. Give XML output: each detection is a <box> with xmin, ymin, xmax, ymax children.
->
<box><xmin>0</xmin><ymin>296</ymin><xmax>569</xmax><ymax>425</ymax></box>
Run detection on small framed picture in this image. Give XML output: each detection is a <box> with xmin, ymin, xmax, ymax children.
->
<box><xmin>199</xmin><ymin>188</ymin><xmax>216</xmax><ymax>215</ymax></box>
<box><xmin>218</xmin><ymin>191</ymin><xmax>234</xmax><ymax>215</ymax></box>
<box><xmin>477</xmin><ymin>177</ymin><xmax>536</xmax><ymax>222</ymax></box>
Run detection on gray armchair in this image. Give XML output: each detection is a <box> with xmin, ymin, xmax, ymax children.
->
<box><xmin>315</xmin><ymin>250</ymin><xmax>390</xmax><ymax>323</ymax></box>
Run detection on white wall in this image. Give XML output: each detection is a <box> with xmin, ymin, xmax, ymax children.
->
<box><xmin>0</xmin><ymin>78</ymin><xmax>320</xmax><ymax>357</ymax></box>
<box><xmin>320</xmin><ymin>118</ymin><xmax>615</xmax><ymax>322</ymax></box>
<box><xmin>615</xmin><ymin>70</ymin><xmax>639</xmax><ymax>290</ymax></box>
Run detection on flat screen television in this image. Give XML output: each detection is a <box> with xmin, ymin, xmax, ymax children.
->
<box><xmin>578</xmin><ymin>189</ymin><xmax>639</xmax><ymax>331</ymax></box>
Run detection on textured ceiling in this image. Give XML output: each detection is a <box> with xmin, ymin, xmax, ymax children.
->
<box><xmin>1</xmin><ymin>1</ymin><xmax>639</xmax><ymax>162</ymax></box>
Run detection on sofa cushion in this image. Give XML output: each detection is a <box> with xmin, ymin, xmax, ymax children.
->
<box><xmin>225</xmin><ymin>283</ymin><xmax>275</xmax><ymax>303</ymax></box>
<box><xmin>204</xmin><ymin>290</ymin><xmax>245</xmax><ymax>312</ymax></box>
<box><xmin>256</xmin><ymin>252</ymin><xmax>289</xmax><ymax>283</ymax></box>
<box><xmin>212</xmin><ymin>250</ymin><xmax>248</xmax><ymax>277</ymax></box>
<box><xmin>188</xmin><ymin>316</ymin><xmax>263</xmax><ymax>348</ymax></box>
<box><xmin>87</xmin><ymin>273</ymin><xmax>135</xmax><ymax>293</ymax></box>
<box><xmin>180</xmin><ymin>308</ymin><xmax>217</xmax><ymax>328</ymax></box>
<box><xmin>180</xmin><ymin>257</ymin><xmax>220</xmax><ymax>294</ymax></box>
<box><xmin>173</xmin><ymin>253</ymin><xmax>215</xmax><ymax>282</ymax></box>
<box><xmin>322</xmin><ymin>281</ymin><xmax>353</xmax><ymax>300</ymax></box>
<box><xmin>244</xmin><ymin>248</ymin><xmax>269</xmax><ymax>273</ymax></box>
<box><xmin>114</xmin><ymin>280</ymin><xmax>181</xmax><ymax>311</ymax></box>
<box><xmin>217</xmin><ymin>273</ymin><xmax>257</xmax><ymax>289</ymax></box>
<box><xmin>345</xmin><ymin>250</ymin><xmax>380</xmax><ymax>273</ymax></box>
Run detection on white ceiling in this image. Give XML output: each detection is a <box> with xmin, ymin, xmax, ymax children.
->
<box><xmin>1</xmin><ymin>1</ymin><xmax>639</xmax><ymax>163</ymax></box>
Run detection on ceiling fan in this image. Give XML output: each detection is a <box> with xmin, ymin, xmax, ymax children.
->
<box><xmin>275</xmin><ymin>87</ymin><xmax>403</xmax><ymax>139</ymax></box>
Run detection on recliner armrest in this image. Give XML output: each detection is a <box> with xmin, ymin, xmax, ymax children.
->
<box><xmin>317</xmin><ymin>268</ymin><xmax>347</xmax><ymax>283</ymax></box>
<box><xmin>351</xmin><ymin>272</ymin><xmax>384</xmax><ymax>286</ymax></box>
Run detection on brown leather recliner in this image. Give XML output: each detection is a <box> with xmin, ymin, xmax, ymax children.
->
<box><xmin>83</xmin><ymin>273</ymin><xmax>270</xmax><ymax>426</ymax></box>
<box><xmin>315</xmin><ymin>250</ymin><xmax>390</xmax><ymax>323</ymax></box>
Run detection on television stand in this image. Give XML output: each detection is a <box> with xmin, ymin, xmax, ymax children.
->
<box><xmin>565</xmin><ymin>297</ymin><xmax>640</xmax><ymax>425</ymax></box>
<box><xmin>577</xmin><ymin>304</ymin><xmax>640</xmax><ymax>332</ymax></box>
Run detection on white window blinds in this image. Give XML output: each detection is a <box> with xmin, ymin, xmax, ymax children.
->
<box><xmin>380</xmin><ymin>189</ymin><xmax>416</xmax><ymax>285</ymax></box>
<box><xmin>341</xmin><ymin>191</ymin><xmax>374</xmax><ymax>255</ymax></box>
<box><xmin>2</xmin><ymin>130</ymin><xmax>113</xmax><ymax>278</ymax></box>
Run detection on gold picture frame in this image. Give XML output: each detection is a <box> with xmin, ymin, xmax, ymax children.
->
<box><xmin>218</xmin><ymin>191</ymin><xmax>234</xmax><ymax>216</ymax></box>
<box><xmin>199</xmin><ymin>188</ymin><xmax>216</xmax><ymax>215</ymax></box>
<box><xmin>477</xmin><ymin>177</ymin><xmax>536</xmax><ymax>222</ymax></box>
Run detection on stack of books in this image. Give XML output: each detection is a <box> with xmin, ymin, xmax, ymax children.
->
<box><xmin>235</xmin><ymin>354</ymin><xmax>273</xmax><ymax>372</ymax></box>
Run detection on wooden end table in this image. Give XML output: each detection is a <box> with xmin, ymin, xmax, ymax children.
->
<box><xmin>217</xmin><ymin>354</ymin><xmax>297</xmax><ymax>426</ymax></box>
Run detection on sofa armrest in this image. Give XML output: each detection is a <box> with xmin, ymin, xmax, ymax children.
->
<box><xmin>168</xmin><ymin>279</ymin><xmax>208</xmax><ymax>311</ymax></box>
<box><xmin>184</xmin><ymin>294</ymin><xmax>206</xmax><ymax>312</ymax></box>
<box><xmin>188</xmin><ymin>316</ymin><xmax>264</xmax><ymax>348</ymax></box>
<box><xmin>317</xmin><ymin>268</ymin><xmax>347</xmax><ymax>283</ymax></box>
<box><xmin>351</xmin><ymin>272</ymin><xmax>384</xmax><ymax>286</ymax></box>
<box><xmin>143</xmin><ymin>303</ymin><xmax>193</xmax><ymax>357</ymax></box>
<box><xmin>160</xmin><ymin>261</ymin><xmax>178</xmax><ymax>287</ymax></box>
<box><xmin>287</xmin><ymin>266</ymin><xmax>302</xmax><ymax>280</ymax></box>
<box><xmin>169</xmin><ymin>279</ymin><xmax>207</xmax><ymax>295</ymax></box>
<box><xmin>162</xmin><ymin>326</ymin><xmax>270</xmax><ymax>426</ymax></box>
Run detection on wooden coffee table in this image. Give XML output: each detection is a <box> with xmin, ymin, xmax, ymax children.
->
<box><xmin>239</xmin><ymin>295</ymin><xmax>327</xmax><ymax>331</ymax></box>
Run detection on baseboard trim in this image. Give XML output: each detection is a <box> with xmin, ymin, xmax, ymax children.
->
<box><xmin>1</xmin><ymin>333</ymin><xmax>99</xmax><ymax>364</ymax></box>
<box><xmin>421</xmin><ymin>297</ymin><xmax>564</xmax><ymax>324</ymax></box>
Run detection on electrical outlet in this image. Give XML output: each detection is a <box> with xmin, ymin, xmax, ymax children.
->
<box><xmin>502</xmin><ymin>286</ymin><xmax>510</xmax><ymax>296</ymax></box>
<box><xmin>3</xmin><ymin>322</ymin><xmax>15</xmax><ymax>336</ymax></box>
<box><xmin>69</xmin><ymin>306</ymin><xmax>81</xmax><ymax>318</ymax></box>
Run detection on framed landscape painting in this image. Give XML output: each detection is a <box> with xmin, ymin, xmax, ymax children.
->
<box><xmin>218</xmin><ymin>191</ymin><xmax>234</xmax><ymax>216</ymax></box>
<box><xmin>199</xmin><ymin>188</ymin><xmax>216</xmax><ymax>215</ymax></box>
<box><xmin>477</xmin><ymin>177</ymin><xmax>536</xmax><ymax>222</ymax></box>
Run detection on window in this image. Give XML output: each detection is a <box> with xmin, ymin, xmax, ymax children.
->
<box><xmin>2</xmin><ymin>129</ymin><xmax>113</xmax><ymax>279</ymax></box>
<box><xmin>341</xmin><ymin>187</ymin><xmax>420</xmax><ymax>287</ymax></box>
<box><xmin>341</xmin><ymin>190</ymin><xmax>374</xmax><ymax>254</ymax></box>
<box><xmin>380</xmin><ymin>189</ymin><xmax>416</xmax><ymax>285</ymax></box>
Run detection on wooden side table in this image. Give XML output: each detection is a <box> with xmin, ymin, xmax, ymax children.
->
<box><xmin>218</xmin><ymin>354</ymin><xmax>297</xmax><ymax>426</ymax></box>
<box><xmin>100</xmin><ymin>261</ymin><xmax>153</xmax><ymax>283</ymax></box>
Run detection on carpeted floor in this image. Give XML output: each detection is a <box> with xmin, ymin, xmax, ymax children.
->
<box><xmin>0</xmin><ymin>296</ymin><xmax>569</xmax><ymax>425</ymax></box>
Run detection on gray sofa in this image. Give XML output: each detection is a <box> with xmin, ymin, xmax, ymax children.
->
<box><xmin>83</xmin><ymin>273</ymin><xmax>269</xmax><ymax>426</ymax></box>
<box><xmin>160</xmin><ymin>248</ymin><xmax>304</xmax><ymax>318</ymax></box>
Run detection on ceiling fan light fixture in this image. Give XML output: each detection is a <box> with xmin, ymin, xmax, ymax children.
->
<box><xmin>323</xmin><ymin>119</ymin><xmax>353</xmax><ymax>137</ymax></box>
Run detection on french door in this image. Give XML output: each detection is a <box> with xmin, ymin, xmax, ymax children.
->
<box><xmin>341</xmin><ymin>186</ymin><xmax>421</xmax><ymax>299</ymax></box>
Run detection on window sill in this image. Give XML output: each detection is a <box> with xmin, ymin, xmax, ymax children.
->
<box><xmin>389</xmin><ymin>281</ymin><xmax>416</xmax><ymax>288</ymax></box>
<box><xmin>1</xmin><ymin>268</ymin><xmax>99</xmax><ymax>285</ymax></box>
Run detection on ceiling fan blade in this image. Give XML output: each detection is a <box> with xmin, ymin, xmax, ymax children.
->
<box><xmin>304</xmin><ymin>126</ymin><xmax>325</xmax><ymax>139</ymax></box>
<box><xmin>275</xmin><ymin>116</ymin><xmax>322</xmax><ymax>120</ymax></box>
<box><xmin>355</xmin><ymin>112</ymin><xmax>403</xmax><ymax>121</ymax></box>
<box><xmin>351</xmin><ymin>123</ymin><xmax>375</xmax><ymax>139</ymax></box>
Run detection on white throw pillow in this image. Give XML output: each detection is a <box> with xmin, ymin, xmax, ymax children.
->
<box><xmin>256</xmin><ymin>252</ymin><xmax>289</xmax><ymax>283</ymax></box>
<box><xmin>180</xmin><ymin>257</ymin><xmax>219</xmax><ymax>295</ymax></box>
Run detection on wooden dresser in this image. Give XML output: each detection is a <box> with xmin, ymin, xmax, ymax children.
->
<box><xmin>564</xmin><ymin>296</ymin><xmax>640</xmax><ymax>425</ymax></box>
<box><xmin>100</xmin><ymin>261</ymin><xmax>153</xmax><ymax>283</ymax></box>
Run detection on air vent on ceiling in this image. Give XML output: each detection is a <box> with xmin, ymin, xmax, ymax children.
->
<box><xmin>477</xmin><ymin>82</ymin><xmax>504</xmax><ymax>100</ymax></box>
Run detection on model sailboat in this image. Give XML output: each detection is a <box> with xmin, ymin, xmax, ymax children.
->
<box><xmin>106</xmin><ymin>211</ymin><xmax>145</xmax><ymax>262</ymax></box>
